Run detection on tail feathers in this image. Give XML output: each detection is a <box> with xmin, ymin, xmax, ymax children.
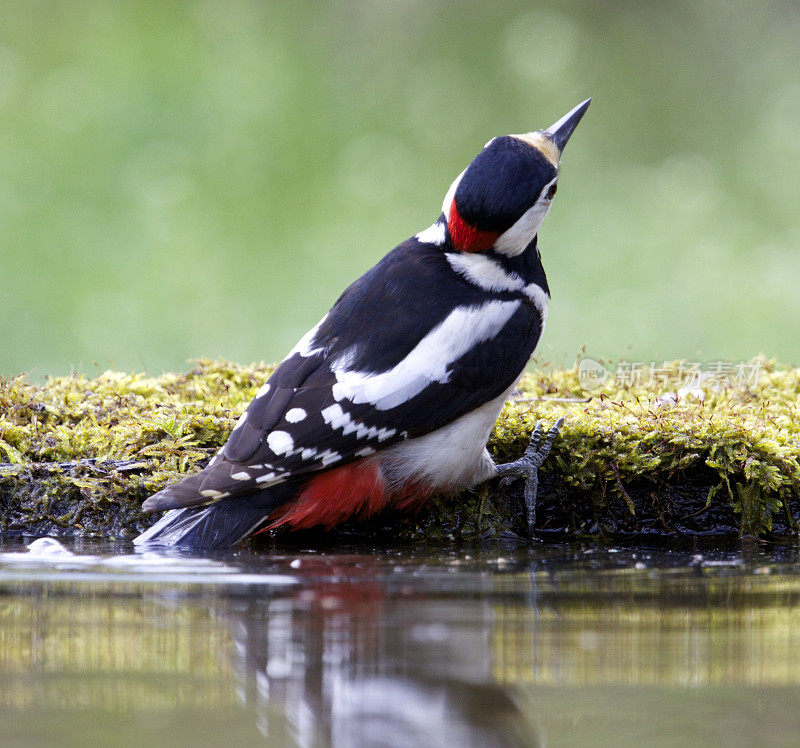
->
<box><xmin>135</xmin><ymin>489</ymin><xmax>289</xmax><ymax>549</ymax></box>
<box><xmin>141</xmin><ymin>474</ymin><xmax>209</xmax><ymax>512</ymax></box>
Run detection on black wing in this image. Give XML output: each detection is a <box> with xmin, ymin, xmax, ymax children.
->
<box><xmin>143</xmin><ymin>240</ymin><xmax>544</xmax><ymax>510</ymax></box>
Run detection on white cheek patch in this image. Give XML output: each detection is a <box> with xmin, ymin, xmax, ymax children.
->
<box><xmin>493</xmin><ymin>177</ymin><xmax>558</xmax><ymax>257</ymax></box>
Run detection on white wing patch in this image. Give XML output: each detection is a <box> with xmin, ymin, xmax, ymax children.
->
<box><xmin>330</xmin><ymin>300</ymin><xmax>520</xmax><ymax>410</ymax></box>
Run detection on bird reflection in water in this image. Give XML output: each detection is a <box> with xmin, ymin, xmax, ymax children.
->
<box><xmin>218</xmin><ymin>555</ymin><xmax>537</xmax><ymax>746</ymax></box>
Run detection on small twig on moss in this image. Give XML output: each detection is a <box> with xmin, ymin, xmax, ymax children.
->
<box><xmin>511</xmin><ymin>396</ymin><xmax>592</xmax><ymax>403</ymax></box>
<box><xmin>0</xmin><ymin>459</ymin><xmax>149</xmax><ymax>476</ymax></box>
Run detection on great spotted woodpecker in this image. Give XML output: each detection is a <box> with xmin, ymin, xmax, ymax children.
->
<box><xmin>135</xmin><ymin>99</ymin><xmax>591</xmax><ymax>548</ymax></box>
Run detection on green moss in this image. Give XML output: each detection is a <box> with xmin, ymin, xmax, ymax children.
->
<box><xmin>1</xmin><ymin>358</ymin><xmax>799</xmax><ymax>540</ymax></box>
<box><xmin>0</xmin><ymin>360</ymin><xmax>272</xmax><ymax>537</ymax></box>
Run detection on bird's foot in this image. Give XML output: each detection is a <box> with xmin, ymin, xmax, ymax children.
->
<box><xmin>496</xmin><ymin>417</ymin><xmax>564</xmax><ymax>536</ymax></box>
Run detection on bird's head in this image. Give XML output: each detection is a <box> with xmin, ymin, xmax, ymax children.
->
<box><xmin>442</xmin><ymin>99</ymin><xmax>591</xmax><ymax>256</ymax></box>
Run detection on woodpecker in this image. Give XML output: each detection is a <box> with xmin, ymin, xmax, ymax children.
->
<box><xmin>135</xmin><ymin>99</ymin><xmax>591</xmax><ymax>549</ymax></box>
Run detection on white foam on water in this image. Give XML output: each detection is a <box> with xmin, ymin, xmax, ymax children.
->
<box><xmin>0</xmin><ymin>537</ymin><xmax>297</xmax><ymax>586</ymax></box>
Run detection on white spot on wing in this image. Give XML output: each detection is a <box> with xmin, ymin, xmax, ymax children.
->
<box><xmin>301</xmin><ymin>447</ymin><xmax>318</xmax><ymax>460</ymax></box>
<box><xmin>267</xmin><ymin>430</ymin><xmax>294</xmax><ymax>455</ymax></box>
<box><xmin>285</xmin><ymin>407</ymin><xmax>307</xmax><ymax>423</ymax></box>
<box><xmin>355</xmin><ymin>446</ymin><xmax>376</xmax><ymax>457</ymax></box>
<box><xmin>321</xmin><ymin>403</ymin><xmax>351</xmax><ymax>430</ymax></box>
<box><xmin>319</xmin><ymin>450</ymin><xmax>342</xmax><ymax>466</ymax></box>
<box><xmin>231</xmin><ymin>471</ymin><xmax>251</xmax><ymax>481</ymax></box>
<box><xmin>322</xmin><ymin>403</ymin><xmax>395</xmax><ymax>441</ymax></box>
<box><xmin>200</xmin><ymin>489</ymin><xmax>230</xmax><ymax>499</ymax></box>
<box><xmin>231</xmin><ymin>412</ymin><xmax>247</xmax><ymax>432</ymax></box>
<box><xmin>256</xmin><ymin>382</ymin><xmax>271</xmax><ymax>399</ymax></box>
<box><xmin>255</xmin><ymin>471</ymin><xmax>277</xmax><ymax>483</ymax></box>
<box><xmin>331</xmin><ymin>301</ymin><xmax>520</xmax><ymax>410</ymax></box>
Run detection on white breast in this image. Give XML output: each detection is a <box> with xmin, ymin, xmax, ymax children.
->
<box><xmin>376</xmin><ymin>382</ymin><xmax>518</xmax><ymax>493</ymax></box>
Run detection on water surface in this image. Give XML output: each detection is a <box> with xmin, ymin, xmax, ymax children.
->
<box><xmin>2</xmin><ymin>538</ymin><xmax>800</xmax><ymax>747</ymax></box>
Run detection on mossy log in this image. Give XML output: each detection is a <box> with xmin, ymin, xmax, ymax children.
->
<box><xmin>1</xmin><ymin>359</ymin><xmax>799</xmax><ymax>543</ymax></box>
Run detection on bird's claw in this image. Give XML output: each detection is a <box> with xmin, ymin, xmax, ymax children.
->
<box><xmin>495</xmin><ymin>417</ymin><xmax>564</xmax><ymax>536</ymax></box>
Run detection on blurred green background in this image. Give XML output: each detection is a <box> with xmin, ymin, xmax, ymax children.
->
<box><xmin>0</xmin><ymin>0</ymin><xmax>798</xmax><ymax>377</ymax></box>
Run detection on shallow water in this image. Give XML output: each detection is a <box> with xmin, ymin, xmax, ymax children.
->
<box><xmin>2</xmin><ymin>538</ymin><xmax>800</xmax><ymax>747</ymax></box>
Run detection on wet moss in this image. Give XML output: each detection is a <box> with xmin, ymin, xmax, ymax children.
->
<box><xmin>1</xmin><ymin>358</ymin><xmax>799</xmax><ymax>541</ymax></box>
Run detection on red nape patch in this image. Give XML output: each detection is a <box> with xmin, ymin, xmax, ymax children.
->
<box><xmin>448</xmin><ymin>199</ymin><xmax>500</xmax><ymax>253</ymax></box>
<box><xmin>265</xmin><ymin>460</ymin><xmax>389</xmax><ymax>531</ymax></box>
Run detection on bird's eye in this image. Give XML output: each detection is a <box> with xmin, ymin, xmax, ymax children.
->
<box><xmin>546</xmin><ymin>183</ymin><xmax>557</xmax><ymax>200</ymax></box>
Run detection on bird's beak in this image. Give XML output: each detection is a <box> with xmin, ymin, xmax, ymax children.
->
<box><xmin>543</xmin><ymin>98</ymin><xmax>592</xmax><ymax>153</ymax></box>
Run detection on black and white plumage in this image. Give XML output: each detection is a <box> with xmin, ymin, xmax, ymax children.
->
<box><xmin>135</xmin><ymin>99</ymin><xmax>591</xmax><ymax>548</ymax></box>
